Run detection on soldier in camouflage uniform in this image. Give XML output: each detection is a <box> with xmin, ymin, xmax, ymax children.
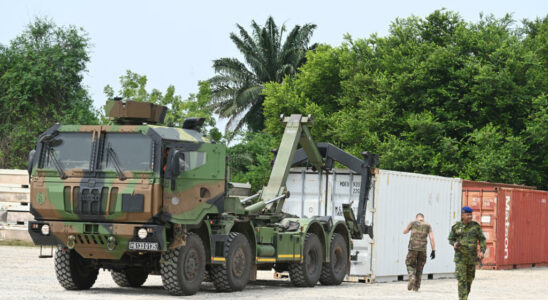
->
<box><xmin>403</xmin><ymin>213</ymin><xmax>436</xmax><ymax>291</ymax></box>
<box><xmin>448</xmin><ymin>206</ymin><xmax>486</xmax><ymax>300</ymax></box>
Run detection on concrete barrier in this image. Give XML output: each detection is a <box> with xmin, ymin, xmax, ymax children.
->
<box><xmin>0</xmin><ymin>169</ymin><xmax>33</xmax><ymax>243</ymax></box>
<box><xmin>0</xmin><ymin>225</ymin><xmax>32</xmax><ymax>242</ymax></box>
<box><xmin>0</xmin><ymin>169</ymin><xmax>28</xmax><ymax>186</ymax></box>
<box><xmin>0</xmin><ymin>185</ymin><xmax>30</xmax><ymax>203</ymax></box>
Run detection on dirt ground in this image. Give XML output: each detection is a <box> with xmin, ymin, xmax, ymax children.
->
<box><xmin>1</xmin><ymin>246</ymin><xmax>547</xmax><ymax>299</ymax></box>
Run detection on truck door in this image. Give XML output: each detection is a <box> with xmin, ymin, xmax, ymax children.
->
<box><xmin>162</xmin><ymin>143</ymin><xmax>226</xmax><ymax>223</ymax></box>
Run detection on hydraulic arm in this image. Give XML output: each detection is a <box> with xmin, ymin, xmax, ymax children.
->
<box><xmin>244</xmin><ymin>114</ymin><xmax>379</xmax><ymax>239</ymax></box>
<box><xmin>244</xmin><ymin>114</ymin><xmax>323</xmax><ymax>213</ymax></box>
<box><xmin>292</xmin><ymin>143</ymin><xmax>379</xmax><ymax>238</ymax></box>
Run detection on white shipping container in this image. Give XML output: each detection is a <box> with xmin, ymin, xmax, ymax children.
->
<box><xmin>284</xmin><ymin>168</ymin><xmax>462</xmax><ymax>282</ymax></box>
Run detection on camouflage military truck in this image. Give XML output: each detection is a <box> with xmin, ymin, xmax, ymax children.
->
<box><xmin>27</xmin><ymin>99</ymin><xmax>377</xmax><ymax>295</ymax></box>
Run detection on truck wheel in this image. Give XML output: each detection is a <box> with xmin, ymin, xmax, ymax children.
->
<box><xmin>160</xmin><ymin>233</ymin><xmax>205</xmax><ymax>295</ymax></box>
<box><xmin>320</xmin><ymin>233</ymin><xmax>348</xmax><ymax>285</ymax></box>
<box><xmin>289</xmin><ymin>233</ymin><xmax>324</xmax><ymax>287</ymax></box>
<box><xmin>211</xmin><ymin>232</ymin><xmax>252</xmax><ymax>292</ymax></box>
<box><xmin>111</xmin><ymin>268</ymin><xmax>149</xmax><ymax>287</ymax></box>
<box><xmin>54</xmin><ymin>248</ymin><xmax>98</xmax><ymax>290</ymax></box>
<box><xmin>203</xmin><ymin>271</ymin><xmax>211</xmax><ymax>282</ymax></box>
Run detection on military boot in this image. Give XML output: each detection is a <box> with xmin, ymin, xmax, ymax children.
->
<box><xmin>407</xmin><ymin>275</ymin><xmax>415</xmax><ymax>291</ymax></box>
<box><xmin>413</xmin><ymin>276</ymin><xmax>421</xmax><ymax>291</ymax></box>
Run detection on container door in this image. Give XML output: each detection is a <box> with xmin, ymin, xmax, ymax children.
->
<box><xmin>497</xmin><ymin>188</ymin><xmax>548</xmax><ymax>267</ymax></box>
<box><xmin>462</xmin><ymin>189</ymin><xmax>498</xmax><ymax>266</ymax></box>
<box><xmin>328</xmin><ymin>170</ymin><xmax>362</xmax><ymax>221</ymax></box>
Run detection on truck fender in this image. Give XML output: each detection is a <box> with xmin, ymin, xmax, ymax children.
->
<box><xmin>298</xmin><ymin>220</ymin><xmax>328</xmax><ymax>262</ymax></box>
<box><xmin>330</xmin><ymin>220</ymin><xmax>351</xmax><ymax>259</ymax></box>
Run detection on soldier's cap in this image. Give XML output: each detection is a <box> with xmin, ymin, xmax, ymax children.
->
<box><xmin>462</xmin><ymin>206</ymin><xmax>473</xmax><ymax>213</ymax></box>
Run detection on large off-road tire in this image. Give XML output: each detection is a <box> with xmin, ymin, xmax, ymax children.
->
<box><xmin>211</xmin><ymin>232</ymin><xmax>252</xmax><ymax>292</ymax></box>
<box><xmin>54</xmin><ymin>248</ymin><xmax>99</xmax><ymax>290</ymax></box>
<box><xmin>160</xmin><ymin>233</ymin><xmax>206</xmax><ymax>296</ymax></box>
<box><xmin>320</xmin><ymin>233</ymin><xmax>348</xmax><ymax>285</ymax></box>
<box><xmin>111</xmin><ymin>268</ymin><xmax>149</xmax><ymax>287</ymax></box>
<box><xmin>203</xmin><ymin>271</ymin><xmax>211</xmax><ymax>282</ymax></box>
<box><xmin>289</xmin><ymin>233</ymin><xmax>324</xmax><ymax>287</ymax></box>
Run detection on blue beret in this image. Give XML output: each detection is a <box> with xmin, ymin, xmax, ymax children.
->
<box><xmin>462</xmin><ymin>206</ymin><xmax>473</xmax><ymax>213</ymax></box>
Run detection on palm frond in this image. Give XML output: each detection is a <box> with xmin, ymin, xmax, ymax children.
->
<box><xmin>207</xmin><ymin>17</ymin><xmax>317</xmax><ymax>132</ymax></box>
<box><xmin>212</xmin><ymin>58</ymin><xmax>256</xmax><ymax>80</ymax></box>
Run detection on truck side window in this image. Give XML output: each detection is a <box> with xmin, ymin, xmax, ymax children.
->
<box><xmin>178</xmin><ymin>151</ymin><xmax>206</xmax><ymax>172</ymax></box>
<box><xmin>162</xmin><ymin>148</ymin><xmax>170</xmax><ymax>174</ymax></box>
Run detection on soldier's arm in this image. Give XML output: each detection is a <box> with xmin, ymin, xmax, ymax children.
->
<box><xmin>403</xmin><ymin>222</ymin><xmax>413</xmax><ymax>234</ymax></box>
<box><xmin>477</xmin><ymin>226</ymin><xmax>487</xmax><ymax>253</ymax></box>
<box><xmin>448</xmin><ymin>226</ymin><xmax>455</xmax><ymax>245</ymax></box>
<box><xmin>429</xmin><ymin>230</ymin><xmax>436</xmax><ymax>251</ymax></box>
<box><xmin>448</xmin><ymin>225</ymin><xmax>459</xmax><ymax>248</ymax></box>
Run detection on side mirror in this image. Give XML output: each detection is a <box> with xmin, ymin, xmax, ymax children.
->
<box><xmin>27</xmin><ymin>149</ymin><xmax>36</xmax><ymax>176</ymax></box>
<box><xmin>169</xmin><ymin>150</ymin><xmax>185</xmax><ymax>177</ymax></box>
<box><xmin>167</xmin><ymin>150</ymin><xmax>185</xmax><ymax>191</ymax></box>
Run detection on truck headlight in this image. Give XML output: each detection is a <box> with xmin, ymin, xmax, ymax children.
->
<box><xmin>41</xmin><ymin>224</ymin><xmax>50</xmax><ymax>236</ymax></box>
<box><xmin>137</xmin><ymin>228</ymin><xmax>148</xmax><ymax>240</ymax></box>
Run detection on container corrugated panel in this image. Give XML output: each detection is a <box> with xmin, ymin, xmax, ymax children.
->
<box><xmin>462</xmin><ymin>183</ymin><xmax>548</xmax><ymax>270</ymax></box>
<box><xmin>371</xmin><ymin>169</ymin><xmax>461</xmax><ymax>280</ymax></box>
<box><xmin>495</xmin><ymin>188</ymin><xmax>548</xmax><ymax>269</ymax></box>
<box><xmin>285</xmin><ymin>168</ymin><xmax>327</xmax><ymax>218</ymax></box>
<box><xmin>284</xmin><ymin>168</ymin><xmax>461</xmax><ymax>281</ymax></box>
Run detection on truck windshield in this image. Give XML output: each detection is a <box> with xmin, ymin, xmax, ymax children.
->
<box><xmin>99</xmin><ymin>133</ymin><xmax>153</xmax><ymax>172</ymax></box>
<box><xmin>42</xmin><ymin>132</ymin><xmax>93</xmax><ymax>170</ymax></box>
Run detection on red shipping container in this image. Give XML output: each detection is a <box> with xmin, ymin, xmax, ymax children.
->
<box><xmin>462</xmin><ymin>182</ymin><xmax>548</xmax><ymax>269</ymax></box>
<box><xmin>462</xmin><ymin>180</ymin><xmax>536</xmax><ymax>190</ymax></box>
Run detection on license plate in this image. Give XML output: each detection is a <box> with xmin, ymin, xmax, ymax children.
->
<box><xmin>129</xmin><ymin>241</ymin><xmax>159</xmax><ymax>251</ymax></box>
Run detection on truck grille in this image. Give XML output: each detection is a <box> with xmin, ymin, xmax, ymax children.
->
<box><xmin>80</xmin><ymin>188</ymin><xmax>101</xmax><ymax>215</ymax></box>
<box><xmin>64</xmin><ymin>186</ymin><xmax>118</xmax><ymax>215</ymax></box>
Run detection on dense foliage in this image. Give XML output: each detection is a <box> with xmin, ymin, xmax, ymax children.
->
<box><xmin>228</xmin><ymin>132</ymin><xmax>276</xmax><ymax>192</ymax></box>
<box><xmin>0</xmin><ymin>19</ymin><xmax>98</xmax><ymax>169</ymax></box>
<box><xmin>263</xmin><ymin>10</ymin><xmax>548</xmax><ymax>188</ymax></box>
<box><xmin>208</xmin><ymin>17</ymin><xmax>317</xmax><ymax>133</ymax></box>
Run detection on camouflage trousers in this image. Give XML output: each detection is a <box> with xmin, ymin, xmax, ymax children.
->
<box><xmin>455</xmin><ymin>262</ymin><xmax>476</xmax><ymax>300</ymax></box>
<box><xmin>406</xmin><ymin>250</ymin><xmax>426</xmax><ymax>290</ymax></box>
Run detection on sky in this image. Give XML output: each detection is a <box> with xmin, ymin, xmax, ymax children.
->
<box><xmin>1</xmin><ymin>0</ymin><xmax>546</xmax><ymax>130</ymax></box>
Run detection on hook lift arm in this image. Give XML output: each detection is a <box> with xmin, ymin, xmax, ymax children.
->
<box><xmin>243</xmin><ymin>114</ymin><xmax>379</xmax><ymax>240</ymax></box>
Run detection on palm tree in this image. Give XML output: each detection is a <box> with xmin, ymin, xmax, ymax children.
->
<box><xmin>208</xmin><ymin>17</ymin><xmax>317</xmax><ymax>133</ymax></box>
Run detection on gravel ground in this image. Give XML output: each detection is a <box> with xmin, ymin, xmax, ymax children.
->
<box><xmin>1</xmin><ymin>245</ymin><xmax>547</xmax><ymax>299</ymax></box>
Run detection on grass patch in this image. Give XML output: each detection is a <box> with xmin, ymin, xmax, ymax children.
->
<box><xmin>0</xmin><ymin>240</ymin><xmax>37</xmax><ymax>247</ymax></box>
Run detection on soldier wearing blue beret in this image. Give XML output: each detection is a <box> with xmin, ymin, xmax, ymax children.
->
<box><xmin>449</xmin><ymin>206</ymin><xmax>486</xmax><ymax>300</ymax></box>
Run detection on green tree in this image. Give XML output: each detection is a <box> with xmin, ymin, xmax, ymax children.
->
<box><xmin>0</xmin><ymin>18</ymin><xmax>98</xmax><ymax>169</ymax></box>
<box><xmin>208</xmin><ymin>17</ymin><xmax>317</xmax><ymax>133</ymax></box>
<box><xmin>263</xmin><ymin>10</ymin><xmax>548</xmax><ymax>188</ymax></box>
<box><xmin>524</xmin><ymin>94</ymin><xmax>548</xmax><ymax>187</ymax></box>
<box><xmin>104</xmin><ymin>70</ymin><xmax>220</xmax><ymax>139</ymax></box>
<box><xmin>228</xmin><ymin>132</ymin><xmax>276</xmax><ymax>192</ymax></box>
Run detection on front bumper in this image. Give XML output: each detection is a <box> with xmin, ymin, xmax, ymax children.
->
<box><xmin>28</xmin><ymin>221</ymin><xmax>166</xmax><ymax>259</ymax></box>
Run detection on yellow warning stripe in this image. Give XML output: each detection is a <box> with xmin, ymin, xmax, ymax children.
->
<box><xmin>211</xmin><ymin>257</ymin><xmax>226</xmax><ymax>262</ymax></box>
<box><xmin>277</xmin><ymin>254</ymin><xmax>301</xmax><ymax>259</ymax></box>
<box><xmin>257</xmin><ymin>257</ymin><xmax>276</xmax><ymax>262</ymax></box>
